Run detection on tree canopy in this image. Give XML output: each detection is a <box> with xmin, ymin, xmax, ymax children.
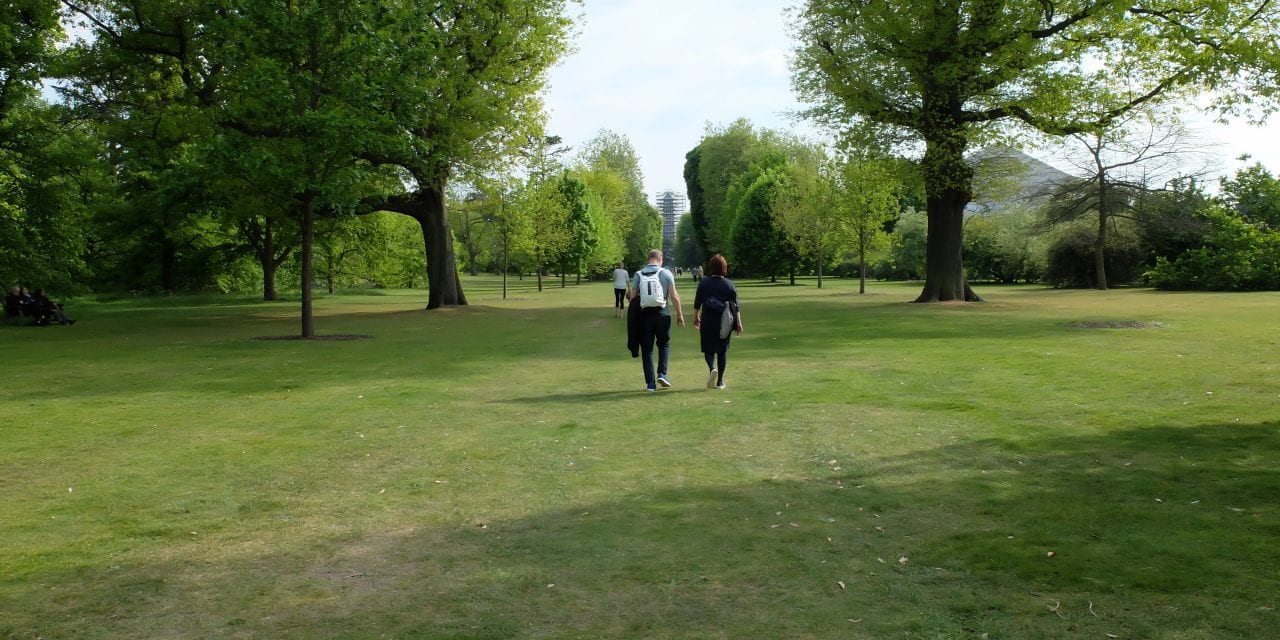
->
<box><xmin>791</xmin><ymin>0</ymin><xmax>1280</xmax><ymax>302</ymax></box>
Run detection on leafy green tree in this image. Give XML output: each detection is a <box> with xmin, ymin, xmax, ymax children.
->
<box><xmin>0</xmin><ymin>0</ymin><xmax>59</xmax><ymax>122</ymax></box>
<box><xmin>556</xmin><ymin>171</ymin><xmax>599</xmax><ymax>286</ymax></box>
<box><xmin>963</xmin><ymin>212</ymin><xmax>1044</xmax><ymax>284</ymax></box>
<box><xmin>364</xmin><ymin>0</ymin><xmax>575</xmax><ymax>309</ymax></box>
<box><xmin>673</xmin><ymin>213</ymin><xmax>702</xmax><ymax>270</ymax></box>
<box><xmin>1044</xmin><ymin>109</ymin><xmax>1203</xmax><ymax>289</ymax></box>
<box><xmin>476</xmin><ymin>176</ymin><xmax>531</xmax><ymax>299</ymax></box>
<box><xmin>683</xmin><ymin>146</ymin><xmax>707</xmax><ymax>254</ymax></box>
<box><xmin>625</xmin><ymin>206</ymin><xmax>663</xmax><ymax>268</ymax></box>
<box><xmin>689</xmin><ymin>119</ymin><xmax>762</xmax><ymax>255</ymax></box>
<box><xmin>791</xmin><ymin>0</ymin><xmax>1280</xmax><ymax>302</ymax></box>
<box><xmin>732</xmin><ymin>167</ymin><xmax>797</xmax><ymax>282</ymax></box>
<box><xmin>450</xmin><ymin>189</ymin><xmax>492</xmax><ymax>277</ymax></box>
<box><xmin>1147</xmin><ymin>204</ymin><xmax>1280</xmax><ymax>290</ymax></box>
<box><xmin>839</xmin><ymin>158</ymin><xmax>901</xmax><ymax>293</ymax></box>
<box><xmin>874</xmin><ymin>207</ymin><xmax>927</xmax><ymax>281</ymax></box>
<box><xmin>1133</xmin><ymin>177</ymin><xmax>1211</xmax><ymax>265</ymax></box>
<box><xmin>0</xmin><ymin>99</ymin><xmax>102</xmax><ymax>291</ymax></box>
<box><xmin>772</xmin><ymin>153</ymin><xmax>842</xmax><ymax>288</ymax></box>
<box><xmin>575</xmin><ymin>130</ymin><xmax>653</xmax><ymax>269</ymax></box>
<box><xmin>216</xmin><ymin>0</ymin><xmax>397</xmax><ymax>335</ymax></box>
<box><xmin>1219</xmin><ymin>162</ymin><xmax>1280</xmax><ymax>229</ymax></box>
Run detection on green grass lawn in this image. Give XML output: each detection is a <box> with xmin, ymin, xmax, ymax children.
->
<box><xmin>2</xmin><ymin>277</ymin><xmax>1277</xmax><ymax>639</ymax></box>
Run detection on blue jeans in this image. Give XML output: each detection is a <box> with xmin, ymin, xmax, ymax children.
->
<box><xmin>640</xmin><ymin>311</ymin><xmax>671</xmax><ymax>388</ymax></box>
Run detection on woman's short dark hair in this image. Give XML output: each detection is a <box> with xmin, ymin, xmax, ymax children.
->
<box><xmin>706</xmin><ymin>254</ymin><xmax>728</xmax><ymax>277</ymax></box>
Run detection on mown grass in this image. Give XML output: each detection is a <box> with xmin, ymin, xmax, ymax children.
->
<box><xmin>1</xmin><ymin>278</ymin><xmax>1277</xmax><ymax>639</ymax></box>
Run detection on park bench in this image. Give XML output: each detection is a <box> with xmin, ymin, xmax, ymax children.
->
<box><xmin>3</xmin><ymin>300</ymin><xmax>35</xmax><ymax>326</ymax></box>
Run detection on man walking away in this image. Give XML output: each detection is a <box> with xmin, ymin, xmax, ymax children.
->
<box><xmin>631</xmin><ymin>249</ymin><xmax>685</xmax><ymax>391</ymax></box>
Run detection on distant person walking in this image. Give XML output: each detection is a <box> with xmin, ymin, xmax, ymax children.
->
<box><xmin>631</xmin><ymin>249</ymin><xmax>685</xmax><ymax>391</ymax></box>
<box><xmin>612</xmin><ymin>262</ymin><xmax>630</xmax><ymax>318</ymax></box>
<box><xmin>693</xmin><ymin>254</ymin><xmax>741</xmax><ymax>389</ymax></box>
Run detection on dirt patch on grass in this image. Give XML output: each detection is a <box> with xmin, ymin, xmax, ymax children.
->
<box><xmin>1068</xmin><ymin>320</ymin><xmax>1165</xmax><ymax>329</ymax></box>
<box><xmin>251</xmin><ymin>334</ymin><xmax>372</xmax><ymax>341</ymax></box>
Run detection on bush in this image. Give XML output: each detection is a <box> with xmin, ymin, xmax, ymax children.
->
<box><xmin>1146</xmin><ymin>205</ymin><xmax>1280</xmax><ymax>290</ymax></box>
<box><xmin>963</xmin><ymin>212</ymin><xmax>1044</xmax><ymax>283</ymax></box>
<box><xmin>872</xmin><ymin>207</ymin><xmax>926</xmax><ymax>280</ymax></box>
<box><xmin>1043</xmin><ymin>223</ymin><xmax>1142</xmax><ymax>288</ymax></box>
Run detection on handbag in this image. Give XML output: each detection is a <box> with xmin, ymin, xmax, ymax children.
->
<box><xmin>719</xmin><ymin>300</ymin><xmax>738</xmax><ymax>339</ymax></box>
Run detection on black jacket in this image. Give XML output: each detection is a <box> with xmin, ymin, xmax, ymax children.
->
<box><xmin>626</xmin><ymin>295</ymin><xmax>642</xmax><ymax>357</ymax></box>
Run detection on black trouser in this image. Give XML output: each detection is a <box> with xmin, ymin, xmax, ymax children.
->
<box><xmin>704</xmin><ymin>351</ymin><xmax>726</xmax><ymax>385</ymax></box>
<box><xmin>614</xmin><ymin>288</ymin><xmax>626</xmax><ymax>309</ymax></box>
<box><xmin>640</xmin><ymin>312</ymin><xmax>671</xmax><ymax>388</ymax></box>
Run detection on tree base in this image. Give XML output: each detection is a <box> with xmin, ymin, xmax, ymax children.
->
<box><xmin>912</xmin><ymin>283</ymin><xmax>983</xmax><ymax>303</ymax></box>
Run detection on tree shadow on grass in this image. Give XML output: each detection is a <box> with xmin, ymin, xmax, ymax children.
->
<box><xmin>5</xmin><ymin>421</ymin><xmax>1277</xmax><ymax>639</ymax></box>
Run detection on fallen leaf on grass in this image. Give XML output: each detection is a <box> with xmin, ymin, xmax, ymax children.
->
<box><xmin>837</xmin><ymin>581</ymin><xmax>846</xmax><ymax>590</ymax></box>
<box><xmin>898</xmin><ymin>557</ymin><xmax>909</xmax><ymax>564</ymax></box>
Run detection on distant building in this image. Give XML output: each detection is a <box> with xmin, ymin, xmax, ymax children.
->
<box><xmin>654</xmin><ymin>190</ymin><xmax>687</xmax><ymax>258</ymax></box>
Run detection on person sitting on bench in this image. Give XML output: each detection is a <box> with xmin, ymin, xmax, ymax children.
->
<box><xmin>33</xmin><ymin>288</ymin><xmax>75</xmax><ymax>326</ymax></box>
<box><xmin>5</xmin><ymin>286</ymin><xmax>28</xmax><ymax>320</ymax></box>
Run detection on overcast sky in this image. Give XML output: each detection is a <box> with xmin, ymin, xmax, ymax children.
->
<box><xmin>543</xmin><ymin>0</ymin><xmax>1280</xmax><ymax>204</ymax></box>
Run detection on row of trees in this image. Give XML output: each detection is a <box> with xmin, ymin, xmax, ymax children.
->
<box><xmin>788</xmin><ymin>0</ymin><xmax>1280</xmax><ymax>302</ymax></box>
<box><xmin>3</xmin><ymin>0</ymin><xmax>589</xmax><ymax>336</ymax></box>
<box><xmin>678</xmin><ymin>112</ymin><xmax>1280</xmax><ymax>293</ymax></box>
<box><xmin>679</xmin><ymin>120</ymin><xmax>920</xmax><ymax>293</ymax></box>
<box><xmin>449</xmin><ymin>131</ymin><xmax>662</xmax><ymax>296</ymax></box>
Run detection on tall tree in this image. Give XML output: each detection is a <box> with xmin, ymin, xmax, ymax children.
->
<box><xmin>732</xmin><ymin>167</ymin><xmax>797</xmax><ymax>282</ymax></box>
<box><xmin>556</xmin><ymin>171</ymin><xmax>598</xmax><ymax>286</ymax></box>
<box><xmin>364</xmin><ymin>0</ymin><xmax>575</xmax><ymax>309</ymax></box>
<box><xmin>791</xmin><ymin>0</ymin><xmax>1280</xmax><ymax>302</ymax></box>
<box><xmin>575</xmin><ymin>129</ymin><xmax>653</xmax><ymax>268</ymax></box>
<box><xmin>840</xmin><ymin>157</ymin><xmax>902</xmax><ymax>294</ymax></box>
<box><xmin>772</xmin><ymin>153</ymin><xmax>842</xmax><ymax>288</ymax></box>
<box><xmin>1045</xmin><ymin>111</ymin><xmax>1204</xmax><ymax>289</ymax></box>
<box><xmin>1219</xmin><ymin>162</ymin><xmax>1280</xmax><ymax>228</ymax></box>
<box><xmin>690</xmin><ymin>119</ymin><xmax>762</xmax><ymax>255</ymax></box>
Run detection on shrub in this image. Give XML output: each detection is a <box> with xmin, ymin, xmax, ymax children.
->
<box><xmin>1043</xmin><ymin>223</ymin><xmax>1142</xmax><ymax>288</ymax></box>
<box><xmin>1146</xmin><ymin>205</ymin><xmax>1280</xmax><ymax>290</ymax></box>
<box><xmin>963</xmin><ymin>212</ymin><xmax>1045</xmax><ymax>283</ymax></box>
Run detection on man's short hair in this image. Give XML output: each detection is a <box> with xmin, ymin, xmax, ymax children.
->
<box><xmin>648</xmin><ymin>249</ymin><xmax>663</xmax><ymax>261</ymax></box>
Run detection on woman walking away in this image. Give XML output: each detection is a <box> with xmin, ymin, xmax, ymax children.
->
<box><xmin>693</xmin><ymin>254</ymin><xmax>742</xmax><ymax>389</ymax></box>
<box><xmin>612</xmin><ymin>262</ymin><xmax>630</xmax><ymax>318</ymax></box>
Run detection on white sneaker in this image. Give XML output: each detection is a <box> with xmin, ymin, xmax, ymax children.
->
<box><xmin>716</xmin><ymin>382</ymin><xmax>726</xmax><ymax>390</ymax></box>
<box><xmin>657</xmin><ymin>376</ymin><xmax>671</xmax><ymax>388</ymax></box>
<box><xmin>706</xmin><ymin>368</ymin><xmax>718</xmax><ymax>389</ymax></box>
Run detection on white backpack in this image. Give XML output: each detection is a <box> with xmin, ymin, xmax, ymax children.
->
<box><xmin>637</xmin><ymin>270</ymin><xmax>667</xmax><ymax>309</ymax></box>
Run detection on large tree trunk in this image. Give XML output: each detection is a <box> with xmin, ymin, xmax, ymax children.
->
<box><xmin>300</xmin><ymin>196</ymin><xmax>315</xmax><ymax>338</ymax></box>
<box><xmin>418</xmin><ymin>181</ymin><xmax>467</xmax><ymax>309</ymax></box>
<box><xmin>915</xmin><ymin>126</ymin><xmax>982</xmax><ymax>303</ymax></box>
